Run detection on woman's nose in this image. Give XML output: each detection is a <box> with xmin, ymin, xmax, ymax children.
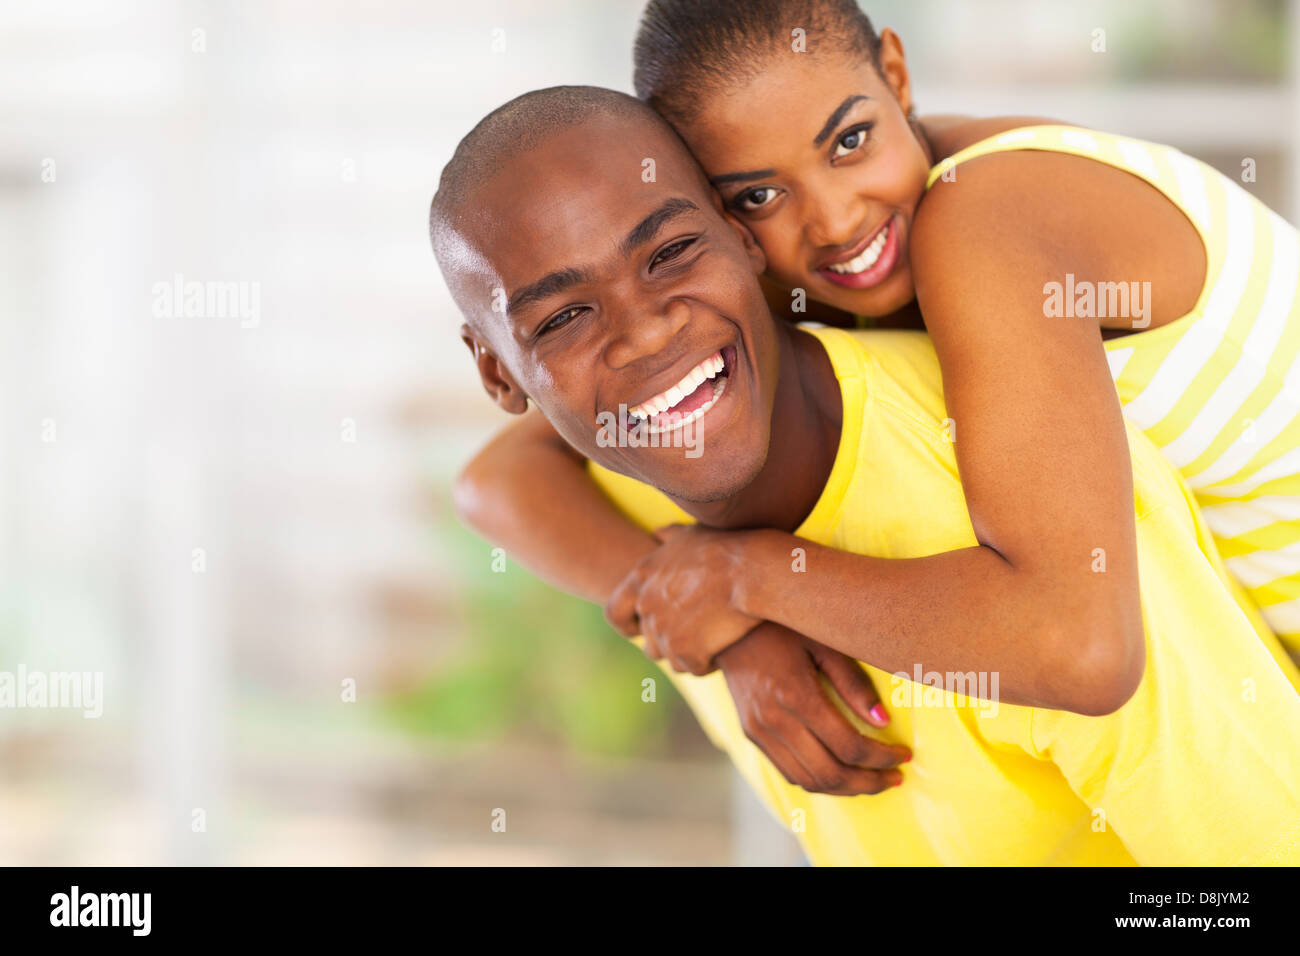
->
<box><xmin>803</xmin><ymin>193</ymin><xmax>868</xmax><ymax>251</ymax></box>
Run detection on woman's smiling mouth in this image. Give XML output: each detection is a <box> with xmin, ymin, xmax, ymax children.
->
<box><xmin>816</xmin><ymin>214</ymin><xmax>901</xmax><ymax>290</ymax></box>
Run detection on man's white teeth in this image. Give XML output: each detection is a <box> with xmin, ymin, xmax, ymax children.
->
<box><xmin>827</xmin><ymin>223</ymin><xmax>889</xmax><ymax>275</ymax></box>
<box><xmin>645</xmin><ymin>376</ymin><xmax>727</xmax><ymax>435</ymax></box>
<box><xmin>628</xmin><ymin>351</ymin><xmax>726</xmax><ymax>423</ymax></box>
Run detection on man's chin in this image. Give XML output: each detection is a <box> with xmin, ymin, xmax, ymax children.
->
<box><xmin>629</xmin><ymin>457</ymin><xmax>765</xmax><ymax>507</ymax></box>
<box><xmin>583</xmin><ymin>419</ymin><xmax>770</xmax><ymax>506</ymax></box>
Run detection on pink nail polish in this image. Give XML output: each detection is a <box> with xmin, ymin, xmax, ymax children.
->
<box><xmin>869</xmin><ymin>703</ymin><xmax>889</xmax><ymax>726</ymax></box>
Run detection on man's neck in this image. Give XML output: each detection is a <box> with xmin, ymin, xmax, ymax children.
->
<box><xmin>675</xmin><ymin>321</ymin><xmax>844</xmax><ymax>532</ymax></box>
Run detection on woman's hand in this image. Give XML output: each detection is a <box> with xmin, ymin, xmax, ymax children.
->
<box><xmin>716</xmin><ymin>622</ymin><xmax>909</xmax><ymax>795</ymax></box>
<box><xmin>605</xmin><ymin>524</ymin><xmax>759</xmax><ymax>675</ymax></box>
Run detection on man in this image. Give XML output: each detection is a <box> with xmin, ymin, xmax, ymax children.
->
<box><xmin>431</xmin><ymin>86</ymin><xmax>1300</xmax><ymax>864</ymax></box>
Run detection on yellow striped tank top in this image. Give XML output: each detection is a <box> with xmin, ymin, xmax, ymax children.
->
<box><xmin>925</xmin><ymin>125</ymin><xmax>1300</xmax><ymax>655</ymax></box>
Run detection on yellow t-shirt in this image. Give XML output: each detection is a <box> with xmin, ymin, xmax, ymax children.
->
<box><xmin>589</xmin><ymin>327</ymin><xmax>1300</xmax><ymax>865</ymax></box>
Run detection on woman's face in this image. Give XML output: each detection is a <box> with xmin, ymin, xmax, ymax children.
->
<box><xmin>674</xmin><ymin>35</ymin><xmax>931</xmax><ymax>319</ymax></box>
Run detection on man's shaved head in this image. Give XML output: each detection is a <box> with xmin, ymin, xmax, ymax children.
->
<box><xmin>429</xmin><ymin>85</ymin><xmax>709</xmax><ymax>336</ymax></box>
<box><xmin>432</xmin><ymin>86</ymin><xmax>660</xmax><ymax>226</ymax></box>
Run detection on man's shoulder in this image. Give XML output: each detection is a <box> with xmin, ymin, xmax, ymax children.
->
<box><xmin>586</xmin><ymin>461</ymin><xmax>692</xmax><ymax>531</ymax></box>
<box><xmin>802</xmin><ymin>326</ymin><xmax>949</xmax><ymax>433</ymax></box>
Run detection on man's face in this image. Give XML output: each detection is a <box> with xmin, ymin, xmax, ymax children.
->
<box><xmin>457</xmin><ymin>113</ymin><xmax>780</xmax><ymax>502</ymax></box>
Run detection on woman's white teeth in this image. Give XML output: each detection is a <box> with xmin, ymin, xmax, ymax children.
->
<box><xmin>628</xmin><ymin>351</ymin><xmax>726</xmax><ymax>423</ymax></box>
<box><xmin>827</xmin><ymin>223</ymin><xmax>889</xmax><ymax>275</ymax></box>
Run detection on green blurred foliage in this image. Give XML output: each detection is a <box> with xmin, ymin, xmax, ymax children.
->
<box><xmin>384</xmin><ymin>518</ymin><xmax>698</xmax><ymax>757</ymax></box>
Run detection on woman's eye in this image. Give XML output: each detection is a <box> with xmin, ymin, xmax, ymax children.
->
<box><xmin>833</xmin><ymin>124</ymin><xmax>873</xmax><ymax>159</ymax></box>
<box><xmin>650</xmin><ymin>237</ymin><xmax>697</xmax><ymax>269</ymax></box>
<box><xmin>734</xmin><ymin>187</ymin><xmax>778</xmax><ymax>212</ymax></box>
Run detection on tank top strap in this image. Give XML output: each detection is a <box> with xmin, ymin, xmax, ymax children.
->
<box><xmin>926</xmin><ymin>124</ymin><xmax>1166</xmax><ymax>196</ymax></box>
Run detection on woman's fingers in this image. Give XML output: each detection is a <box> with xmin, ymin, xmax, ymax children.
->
<box><xmin>767</xmin><ymin>655</ymin><xmax>910</xmax><ymax>772</ymax></box>
<box><xmin>798</xmin><ymin>682</ymin><xmax>911</xmax><ymax>770</ymax></box>
<box><xmin>768</xmin><ymin>719</ymin><xmax>902</xmax><ymax>796</ymax></box>
<box><xmin>806</xmin><ymin>641</ymin><xmax>892</xmax><ymax>729</ymax></box>
<box><xmin>740</xmin><ymin>725</ymin><xmax>821</xmax><ymax>795</ymax></box>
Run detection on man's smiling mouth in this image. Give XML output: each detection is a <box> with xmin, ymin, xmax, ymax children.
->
<box><xmin>625</xmin><ymin>346</ymin><xmax>735</xmax><ymax>435</ymax></box>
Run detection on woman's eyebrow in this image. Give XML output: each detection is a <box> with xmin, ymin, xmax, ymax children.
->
<box><xmin>813</xmin><ymin>94</ymin><xmax>872</xmax><ymax>146</ymax></box>
<box><xmin>709</xmin><ymin>94</ymin><xmax>875</xmax><ymax>187</ymax></box>
<box><xmin>709</xmin><ymin>168</ymin><xmax>776</xmax><ymax>187</ymax></box>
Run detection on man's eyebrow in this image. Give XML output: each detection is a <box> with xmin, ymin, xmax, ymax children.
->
<box><xmin>813</xmin><ymin>94</ymin><xmax>872</xmax><ymax>147</ymax></box>
<box><xmin>506</xmin><ymin>199</ymin><xmax>700</xmax><ymax>316</ymax></box>
<box><xmin>620</xmin><ymin>197</ymin><xmax>700</xmax><ymax>256</ymax></box>
<box><xmin>507</xmin><ymin>267</ymin><xmax>591</xmax><ymax>315</ymax></box>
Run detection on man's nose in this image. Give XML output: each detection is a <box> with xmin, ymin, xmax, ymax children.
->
<box><xmin>604</xmin><ymin>295</ymin><xmax>691</xmax><ymax>371</ymax></box>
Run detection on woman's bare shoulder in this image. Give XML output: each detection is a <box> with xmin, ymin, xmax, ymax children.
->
<box><xmin>910</xmin><ymin>142</ymin><xmax>1205</xmax><ymax>332</ymax></box>
<box><xmin>919</xmin><ymin>115</ymin><xmax>1073</xmax><ymax>161</ymax></box>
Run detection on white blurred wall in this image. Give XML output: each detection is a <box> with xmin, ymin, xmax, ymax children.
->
<box><xmin>0</xmin><ymin>0</ymin><xmax>1294</xmax><ymax>864</ymax></box>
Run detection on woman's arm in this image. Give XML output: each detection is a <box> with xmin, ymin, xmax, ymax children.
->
<box><xmin>613</xmin><ymin>516</ymin><xmax>1142</xmax><ymax>714</ymax></box>
<box><xmin>870</xmin><ymin>148</ymin><xmax>1147</xmax><ymax>712</ymax></box>
<box><xmin>453</xmin><ymin>406</ymin><xmax>658</xmax><ymax>605</ymax></box>
<box><xmin>610</xmin><ymin>151</ymin><xmax>1154</xmax><ymax>716</ymax></box>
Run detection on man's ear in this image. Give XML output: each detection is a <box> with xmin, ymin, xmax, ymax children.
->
<box><xmin>461</xmin><ymin>325</ymin><xmax>529</xmax><ymax>415</ymax></box>
<box><xmin>710</xmin><ymin>187</ymin><xmax>766</xmax><ymax>276</ymax></box>
<box><xmin>877</xmin><ymin>28</ymin><xmax>916</xmax><ymax>117</ymax></box>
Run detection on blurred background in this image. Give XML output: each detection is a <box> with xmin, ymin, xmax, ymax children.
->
<box><xmin>0</xmin><ymin>0</ymin><xmax>1296</xmax><ymax>866</ymax></box>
